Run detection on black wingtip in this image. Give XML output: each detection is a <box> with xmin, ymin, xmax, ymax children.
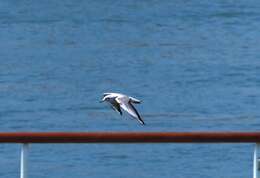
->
<box><xmin>138</xmin><ymin>118</ymin><xmax>145</xmax><ymax>125</ymax></box>
<box><xmin>128</xmin><ymin>102</ymin><xmax>145</xmax><ymax>125</ymax></box>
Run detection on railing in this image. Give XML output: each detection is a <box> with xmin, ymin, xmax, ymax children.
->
<box><xmin>1</xmin><ymin>132</ymin><xmax>260</xmax><ymax>178</ymax></box>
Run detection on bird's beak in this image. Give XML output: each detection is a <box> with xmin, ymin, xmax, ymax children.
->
<box><xmin>99</xmin><ymin>100</ymin><xmax>104</xmax><ymax>103</ymax></box>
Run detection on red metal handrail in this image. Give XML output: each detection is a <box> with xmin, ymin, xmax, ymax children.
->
<box><xmin>0</xmin><ymin>132</ymin><xmax>260</xmax><ymax>143</ymax></box>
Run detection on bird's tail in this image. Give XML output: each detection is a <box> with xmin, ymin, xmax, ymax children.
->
<box><xmin>129</xmin><ymin>97</ymin><xmax>141</xmax><ymax>104</ymax></box>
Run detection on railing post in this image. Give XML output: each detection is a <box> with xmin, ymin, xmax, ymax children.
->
<box><xmin>254</xmin><ymin>143</ymin><xmax>260</xmax><ymax>178</ymax></box>
<box><xmin>20</xmin><ymin>143</ymin><xmax>29</xmax><ymax>178</ymax></box>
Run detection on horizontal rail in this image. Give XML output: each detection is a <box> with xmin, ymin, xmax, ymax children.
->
<box><xmin>0</xmin><ymin>132</ymin><xmax>260</xmax><ymax>143</ymax></box>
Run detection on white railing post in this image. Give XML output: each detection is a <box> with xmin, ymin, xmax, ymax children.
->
<box><xmin>254</xmin><ymin>143</ymin><xmax>260</xmax><ymax>178</ymax></box>
<box><xmin>20</xmin><ymin>143</ymin><xmax>29</xmax><ymax>178</ymax></box>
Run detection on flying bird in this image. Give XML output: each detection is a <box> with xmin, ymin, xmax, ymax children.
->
<box><xmin>100</xmin><ymin>92</ymin><xmax>145</xmax><ymax>125</ymax></box>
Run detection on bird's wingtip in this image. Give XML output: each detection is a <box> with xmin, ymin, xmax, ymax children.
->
<box><xmin>139</xmin><ymin>119</ymin><xmax>145</xmax><ymax>125</ymax></box>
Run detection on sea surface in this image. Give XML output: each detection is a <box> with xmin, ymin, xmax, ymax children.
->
<box><xmin>0</xmin><ymin>1</ymin><xmax>260</xmax><ymax>177</ymax></box>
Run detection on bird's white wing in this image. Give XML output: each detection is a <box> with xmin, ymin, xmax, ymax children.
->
<box><xmin>116</xmin><ymin>97</ymin><xmax>145</xmax><ymax>125</ymax></box>
<box><xmin>104</xmin><ymin>92</ymin><xmax>125</xmax><ymax>98</ymax></box>
<box><xmin>115</xmin><ymin>97</ymin><xmax>129</xmax><ymax>112</ymax></box>
<box><xmin>103</xmin><ymin>93</ymin><xmax>113</xmax><ymax>97</ymax></box>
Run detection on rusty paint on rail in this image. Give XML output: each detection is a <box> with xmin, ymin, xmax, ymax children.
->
<box><xmin>0</xmin><ymin>132</ymin><xmax>260</xmax><ymax>143</ymax></box>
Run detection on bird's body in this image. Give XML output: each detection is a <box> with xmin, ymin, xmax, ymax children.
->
<box><xmin>101</xmin><ymin>92</ymin><xmax>145</xmax><ymax>125</ymax></box>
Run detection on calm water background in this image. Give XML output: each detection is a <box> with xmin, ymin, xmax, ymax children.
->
<box><xmin>0</xmin><ymin>0</ymin><xmax>260</xmax><ymax>177</ymax></box>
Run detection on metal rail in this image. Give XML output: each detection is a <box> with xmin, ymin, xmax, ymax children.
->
<box><xmin>2</xmin><ymin>132</ymin><xmax>260</xmax><ymax>143</ymax></box>
<box><xmin>0</xmin><ymin>132</ymin><xmax>259</xmax><ymax>178</ymax></box>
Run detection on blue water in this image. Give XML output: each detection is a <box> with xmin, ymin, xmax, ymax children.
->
<box><xmin>0</xmin><ymin>0</ymin><xmax>260</xmax><ymax>177</ymax></box>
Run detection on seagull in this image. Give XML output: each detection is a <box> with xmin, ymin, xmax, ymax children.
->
<box><xmin>100</xmin><ymin>92</ymin><xmax>145</xmax><ymax>125</ymax></box>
